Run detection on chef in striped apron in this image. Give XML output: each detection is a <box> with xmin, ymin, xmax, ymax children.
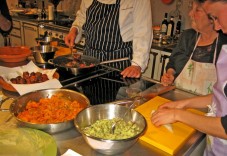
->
<box><xmin>65</xmin><ymin>0</ymin><xmax>152</xmax><ymax>78</ymax></box>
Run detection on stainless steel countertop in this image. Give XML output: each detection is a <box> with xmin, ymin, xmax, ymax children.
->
<box><xmin>0</xmin><ymin>84</ymin><xmax>205</xmax><ymax>156</ymax></box>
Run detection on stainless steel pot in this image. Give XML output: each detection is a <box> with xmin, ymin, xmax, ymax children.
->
<box><xmin>48</xmin><ymin>54</ymin><xmax>129</xmax><ymax>75</ymax></box>
<box><xmin>0</xmin><ymin>89</ymin><xmax>90</xmax><ymax>133</ymax></box>
<box><xmin>31</xmin><ymin>45</ymin><xmax>58</xmax><ymax>64</ymax></box>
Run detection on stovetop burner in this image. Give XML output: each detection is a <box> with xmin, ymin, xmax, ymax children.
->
<box><xmin>57</xmin><ymin>66</ymin><xmax>156</xmax><ymax>105</ymax></box>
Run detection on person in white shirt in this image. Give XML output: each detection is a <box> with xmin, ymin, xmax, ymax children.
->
<box><xmin>65</xmin><ymin>0</ymin><xmax>153</xmax><ymax>78</ymax></box>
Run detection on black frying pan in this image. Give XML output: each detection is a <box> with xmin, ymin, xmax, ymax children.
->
<box><xmin>48</xmin><ymin>54</ymin><xmax>129</xmax><ymax>75</ymax></box>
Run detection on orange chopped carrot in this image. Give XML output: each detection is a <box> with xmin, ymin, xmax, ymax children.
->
<box><xmin>17</xmin><ymin>93</ymin><xmax>87</xmax><ymax>124</ymax></box>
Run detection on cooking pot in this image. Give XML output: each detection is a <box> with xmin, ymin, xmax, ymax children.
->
<box><xmin>0</xmin><ymin>89</ymin><xmax>90</xmax><ymax>133</ymax></box>
<box><xmin>35</xmin><ymin>36</ymin><xmax>58</xmax><ymax>46</ymax></box>
<box><xmin>31</xmin><ymin>45</ymin><xmax>58</xmax><ymax>64</ymax></box>
<box><xmin>48</xmin><ymin>54</ymin><xmax>129</xmax><ymax>75</ymax></box>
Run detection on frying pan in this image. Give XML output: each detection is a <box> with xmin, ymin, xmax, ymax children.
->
<box><xmin>48</xmin><ymin>54</ymin><xmax>129</xmax><ymax>75</ymax></box>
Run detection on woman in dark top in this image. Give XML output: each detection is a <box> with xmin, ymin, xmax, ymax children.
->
<box><xmin>0</xmin><ymin>0</ymin><xmax>12</xmax><ymax>46</ymax></box>
<box><xmin>161</xmin><ymin>0</ymin><xmax>219</xmax><ymax>95</ymax></box>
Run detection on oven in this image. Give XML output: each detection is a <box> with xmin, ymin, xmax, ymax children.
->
<box><xmin>38</xmin><ymin>22</ymin><xmax>85</xmax><ymax>52</ymax></box>
<box><xmin>54</xmin><ymin>65</ymin><xmax>158</xmax><ymax>105</ymax></box>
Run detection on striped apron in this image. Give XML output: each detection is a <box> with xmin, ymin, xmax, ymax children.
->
<box><xmin>81</xmin><ymin>0</ymin><xmax>133</xmax><ymax>104</ymax></box>
<box><xmin>82</xmin><ymin>0</ymin><xmax>132</xmax><ymax>70</ymax></box>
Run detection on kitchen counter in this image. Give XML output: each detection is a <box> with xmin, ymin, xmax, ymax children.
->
<box><xmin>0</xmin><ymin>78</ymin><xmax>205</xmax><ymax>156</ymax></box>
<box><xmin>152</xmin><ymin>43</ymin><xmax>177</xmax><ymax>53</ymax></box>
<box><xmin>11</xmin><ymin>15</ymin><xmax>176</xmax><ymax>53</ymax></box>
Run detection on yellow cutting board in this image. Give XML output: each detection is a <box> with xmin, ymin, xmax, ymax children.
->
<box><xmin>136</xmin><ymin>96</ymin><xmax>204</xmax><ymax>155</ymax></box>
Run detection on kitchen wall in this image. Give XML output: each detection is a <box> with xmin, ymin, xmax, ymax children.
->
<box><xmin>7</xmin><ymin>0</ymin><xmax>192</xmax><ymax>30</ymax></box>
<box><xmin>151</xmin><ymin>0</ymin><xmax>192</xmax><ymax>30</ymax></box>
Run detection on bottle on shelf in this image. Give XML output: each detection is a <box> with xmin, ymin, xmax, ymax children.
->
<box><xmin>167</xmin><ymin>16</ymin><xmax>175</xmax><ymax>37</ymax></box>
<box><xmin>161</xmin><ymin>13</ymin><xmax>168</xmax><ymax>35</ymax></box>
<box><xmin>175</xmin><ymin>15</ymin><xmax>182</xmax><ymax>35</ymax></box>
<box><xmin>41</xmin><ymin>0</ymin><xmax>47</xmax><ymax>19</ymax></box>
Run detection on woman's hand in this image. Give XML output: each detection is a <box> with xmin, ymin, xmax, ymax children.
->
<box><xmin>151</xmin><ymin>100</ymin><xmax>188</xmax><ymax>126</ymax></box>
<box><xmin>161</xmin><ymin>68</ymin><xmax>175</xmax><ymax>86</ymax></box>
<box><xmin>121</xmin><ymin>65</ymin><xmax>141</xmax><ymax>78</ymax></box>
<box><xmin>151</xmin><ymin>108</ymin><xmax>178</xmax><ymax>126</ymax></box>
<box><xmin>161</xmin><ymin>73</ymin><xmax>174</xmax><ymax>86</ymax></box>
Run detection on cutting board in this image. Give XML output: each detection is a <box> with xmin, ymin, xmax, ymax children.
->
<box><xmin>136</xmin><ymin>96</ymin><xmax>204</xmax><ymax>155</ymax></box>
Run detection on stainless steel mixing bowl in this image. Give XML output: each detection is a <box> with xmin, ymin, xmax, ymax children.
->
<box><xmin>9</xmin><ymin>89</ymin><xmax>90</xmax><ymax>133</ymax></box>
<box><xmin>74</xmin><ymin>104</ymin><xmax>147</xmax><ymax>155</ymax></box>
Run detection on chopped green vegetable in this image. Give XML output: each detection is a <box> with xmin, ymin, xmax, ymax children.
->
<box><xmin>83</xmin><ymin>118</ymin><xmax>141</xmax><ymax>140</ymax></box>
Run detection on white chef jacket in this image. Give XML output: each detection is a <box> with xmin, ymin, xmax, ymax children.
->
<box><xmin>71</xmin><ymin>0</ymin><xmax>153</xmax><ymax>71</ymax></box>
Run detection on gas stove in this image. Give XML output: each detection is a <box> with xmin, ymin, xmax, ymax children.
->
<box><xmin>57</xmin><ymin>66</ymin><xmax>157</xmax><ymax>105</ymax></box>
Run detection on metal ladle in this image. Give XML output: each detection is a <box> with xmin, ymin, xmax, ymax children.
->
<box><xmin>110</xmin><ymin>97</ymin><xmax>141</xmax><ymax>134</ymax></box>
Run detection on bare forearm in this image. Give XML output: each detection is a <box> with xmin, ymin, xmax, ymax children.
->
<box><xmin>176</xmin><ymin>110</ymin><xmax>227</xmax><ymax>139</ymax></box>
<box><xmin>180</xmin><ymin>94</ymin><xmax>213</xmax><ymax>109</ymax></box>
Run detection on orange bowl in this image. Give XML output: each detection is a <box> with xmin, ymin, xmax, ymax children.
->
<box><xmin>0</xmin><ymin>46</ymin><xmax>32</xmax><ymax>62</ymax></box>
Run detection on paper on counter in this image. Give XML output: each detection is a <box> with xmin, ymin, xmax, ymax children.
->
<box><xmin>0</xmin><ymin>61</ymin><xmax>62</xmax><ymax>95</ymax></box>
<box><xmin>61</xmin><ymin>149</ymin><xmax>82</xmax><ymax>156</ymax></box>
<box><xmin>151</xmin><ymin>110</ymin><xmax>173</xmax><ymax>133</ymax></box>
<box><xmin>12</xmin><ymin>79</ymin><xmax>62</xmax><ymax>95</ymax></box>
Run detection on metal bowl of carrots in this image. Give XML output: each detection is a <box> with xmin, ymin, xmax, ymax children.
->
<box><xmin>8</xmin><ymin>88</ymin><xmax>90</xmax><ymax>133</ymax></box>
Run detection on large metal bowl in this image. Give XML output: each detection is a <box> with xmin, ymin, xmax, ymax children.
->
<box><xmin>74</xmin><ymin>104</ymin><xmax>147</xmax><ymax>155</ymax></box>
<box><xmin>9</xmin><ymin>89</ymin><xmax>90</xmax><ymax>133</ymax></box>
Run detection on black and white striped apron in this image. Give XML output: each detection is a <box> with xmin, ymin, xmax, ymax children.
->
<box><xmin>83</xmin><ymin>0</ymin><xmax>132</xmax><ymax>70</ymax></box>
<box><xmin>81</xmin><ymin>0</ymin><xmax>133</xmax><ymax>104</ymax></box>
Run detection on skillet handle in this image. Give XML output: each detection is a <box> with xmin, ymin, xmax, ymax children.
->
<box><xmin>0</xmin><ymin>97</ymin><xmax>15</xmax><ymax>112</ymax></box>
<box><xmin>99</xmin><ymin>57</ymin><xmax>129</xmax><ymax>65</ymax></box>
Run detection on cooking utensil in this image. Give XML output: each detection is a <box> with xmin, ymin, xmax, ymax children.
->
<box><xmin>111</xmin><ymin>84</ymin><xmax>176</xmax><ymax>108</ymax></box>
<box><xmin>48</xmin><ymin>54</ymin><xmax>129</xmax><ymax>75</ymax></box>
<box><xmin>74</xmin><ymin>104</ymin><xmax>146</xmax><ymax>155</ymax></box>
<box><xmin>70</xmin><ymin>46</ymin><xmax>73</xmax><ymax>58</ymax></box>
<box><xmin>36</xmin><ymin>36</ymin><xmax>56</xmax><ymax>45</ymax></box>
<box><xmin>31</xmin><ymin>45</ymin><xmax>58</xmax><ymax>64</ymax></box>
<box><xmin>111</xmin><ymin>98</ymin><xmax>138</xmax><ymax>134</ymax></box>
<box><xmin>0</xmin><ymin>89</ymin><xmax>90</xmax><ymax>133</ymax></box>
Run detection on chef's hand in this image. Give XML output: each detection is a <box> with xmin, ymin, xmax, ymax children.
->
<box><xmin>121</xmin><ymin>65</ymin><xmax>141</xmax><ymax>78</ymax></box>
<box><xmin>151</xmin><ymin>108</ymin><xmax>178</xmax><ymax>126</ymax></box>
<box><xmin>161</xmin><ymin>68</ymin><xmax>175</xmax><ymax>86</ymax></box>
<box><xmin>65</xmin><ymin>27</ymin><xmax>78</xmax><ymax>47</ymax></box>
